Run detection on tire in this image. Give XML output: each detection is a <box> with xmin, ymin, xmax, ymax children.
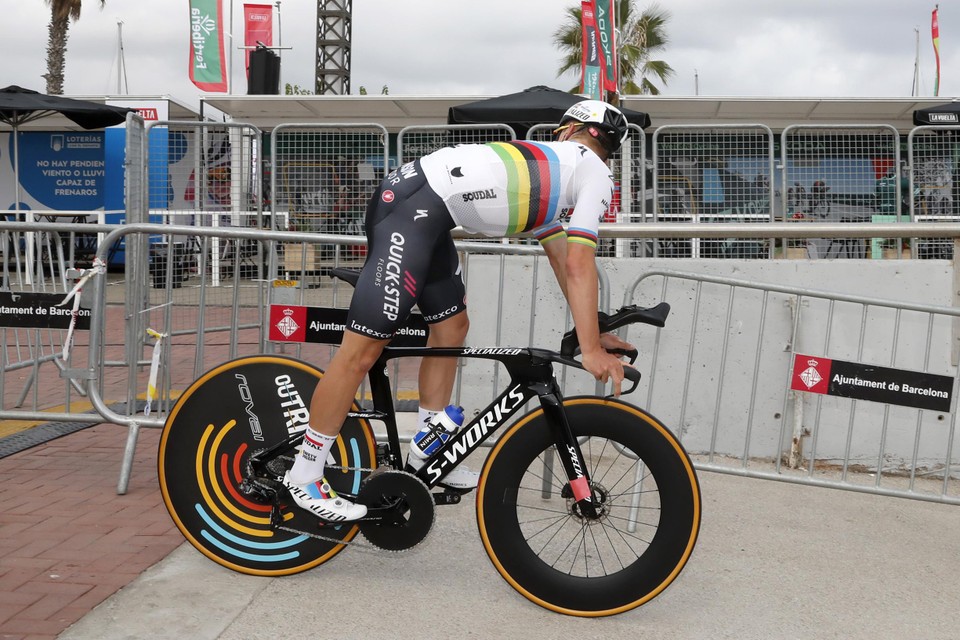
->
<box><xmin>477</xmin><ymin>397</ymin><xmax>701</xmax><ymax>616</ymax></box>
<box><xmin>158</xmin><ymin>355</ymin><xmax>377</xmax><ymax>576</ymax></box>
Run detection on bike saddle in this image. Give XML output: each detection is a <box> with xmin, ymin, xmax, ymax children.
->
<box><xmin>331</xmin><ymin>267</ymin><xmax>361</xmax><ymax>287</ymax></box>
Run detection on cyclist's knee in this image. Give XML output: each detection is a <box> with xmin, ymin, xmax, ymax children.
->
<box><xmin>429</xmin><ymin>311</ymin><xmax>469</xmax><ymax>347</ymax></box>
<box><xmin>337</xmin><ymin>332</ymin><xmax>389</xmax><ymax>374</ymax></box>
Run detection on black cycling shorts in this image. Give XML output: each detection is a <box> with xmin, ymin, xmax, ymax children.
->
<box><xmin>345</xmin><ymin>160</ymin><xmax>467</xmax><ymax>339</ymax></box>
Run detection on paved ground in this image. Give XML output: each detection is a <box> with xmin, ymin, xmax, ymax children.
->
<box><xmin>1</xmin><ymin>412</ymin><xmax>958</xmax><ymax>640</ymax></box>
<box><xmin>0</xmin><ymin>424</ymin><xmax>182</xmax><ymax>640</ymax></box>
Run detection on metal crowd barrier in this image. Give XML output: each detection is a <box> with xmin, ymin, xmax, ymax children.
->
<box><xmin>3</xmin><ymin>220</ymin><xmax>960</xmax><ymax>504</ymax></box>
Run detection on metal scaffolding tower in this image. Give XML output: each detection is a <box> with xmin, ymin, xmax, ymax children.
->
<box><xmin>316</xmin><ymin>0</ymin><xmax>352</xmax><ymax>94</ymax></box>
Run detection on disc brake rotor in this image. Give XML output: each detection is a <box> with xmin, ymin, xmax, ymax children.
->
<box><xmin>357</xmin><ymin>470</ymin><xmax>435</xmax><ymax>551</ymax></box>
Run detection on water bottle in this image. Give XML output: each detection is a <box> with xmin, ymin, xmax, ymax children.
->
<box><xmin>409</xmin><ymin>405</ymin><xmax>464</xmax><ymax>461</ymax></box>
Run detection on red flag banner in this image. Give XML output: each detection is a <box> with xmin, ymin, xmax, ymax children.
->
<box><xmin>597</xmin><ymin>0</ymin><xmax>618</xmax><ymax>93</ymax></box>
<box><xmin>580</xmin><ymin>1</ymin><xmax>604</xmax><ymax>100</ymax></box>
<box><xmin>188</xmin><ymin>0</ymin><xmax>228</xmax><ymax>92</ymax></box>
<box><xmin>932</xmin><ymin>6</ymin><xmax>941</xmax><ymax>96</ymax></box>
<box><xmin>244</xmin><ymin>3</ymin><xmax>274</xmax><ymax>79</ymax></box>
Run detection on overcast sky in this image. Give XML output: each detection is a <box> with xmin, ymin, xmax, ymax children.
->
<box><xmin>1</xmin><ymin>0</ymin><xmax>954</xmax><ymax>109</ymax></box>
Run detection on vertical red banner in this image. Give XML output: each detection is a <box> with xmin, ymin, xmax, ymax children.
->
<box><xmin>580</xmin><ymin>1</ymin><xmax>604</xmax><ymax>100</ymax></box>
<box><xmin>932</xmin><ymin>5</ymin><xmax>941</xmax><ymax>97</ymax></box>
<box><xmin>244</xmin><ymin>3</ymin><xmax>274</xmax><ymax>79</ymax></box>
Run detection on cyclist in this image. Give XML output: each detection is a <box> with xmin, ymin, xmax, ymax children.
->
<box><xmin>283</xmin><ymin>99</ymin><xmax>636</xmax><ymax>522</ymax></box>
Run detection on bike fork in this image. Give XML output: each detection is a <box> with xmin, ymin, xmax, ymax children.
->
<box><xmin>539</xmin><ymin>393</ymin><xmax>601</xmax><ymax>519</ymax></box>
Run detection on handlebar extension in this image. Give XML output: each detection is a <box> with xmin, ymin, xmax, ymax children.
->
<box><xmin>560</xmin><ymin>303</ymin><xmax>671</xmax><ymax>358</ymax></box>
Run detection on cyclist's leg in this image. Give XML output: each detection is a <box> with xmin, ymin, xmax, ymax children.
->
<box><xmin>418</xmin><ymin>312</ymin><xmax>469</xmax><ymax>409</ymax></box>
<box><xmin>417</xmin><ymin>237</ymin><xmax>469</xmax><ymax>412</ymax></box>
<box><xmin>283</xmin><ymin>332</ymin><xmax>387</xmax><ymax>520</ymax></box>
<box><xmin>404</xmin><ymin>234</ymin><xmax>478</xmax><ymax>489</ymax></box>
<box><xmin>288</xmin><ymin>162</ymin><xmax>455</xmax><ymax>516</ymax></box>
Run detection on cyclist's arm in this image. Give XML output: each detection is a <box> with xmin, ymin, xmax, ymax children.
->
<box><xmin>537</xmin><ymin>226</ymin><xmax>570</xmax><ymax>298</ymax></box>
<box><xmin>541</xmin><ymin>233</ymin><xmax>626</xmax><ymax>395</ymax></box>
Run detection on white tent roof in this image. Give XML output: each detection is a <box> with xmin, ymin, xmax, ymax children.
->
<box><xmin>0</xmin><ymin>94</ymin><xmax>202</xmax><ymax>130</ymax></box>
<box><xmin>199</xmin><ymin>94</ymin><xmax>958</xmax><ymax>133</ymax></box>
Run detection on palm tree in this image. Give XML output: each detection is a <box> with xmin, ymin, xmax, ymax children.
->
<box><xmin>43</xmin><ymin>0</ymin><xmax>105</xmax><ymax>95</ymax></box>
<box><xmin>553</xmin><ymin>1</ymin><xmax>674</xmax><ymax>96</ymax></box>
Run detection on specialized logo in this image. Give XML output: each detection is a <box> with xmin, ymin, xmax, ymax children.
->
<box><xmin>414</xmin><ymin>209</ymin><xmax>429</xmax><ymax>221</ymax></box>
<box><xmin>462</xmin><ymin>189</ymin><xmax>497</xmax><ymax>202</ymax></box>
<box><xmin>234</xmin><ymin>374</ymin><xmax>265</xmax><ymax>442</ymax></box>
<box><xmin>450</xmin><ymin>167</ymin><xmax>465</xmax><ymax>178</ymax></box>
<box><xmin>382</xmin><ymin>232</ymin><xmax>416</xmax><ymax>322</ymax></box>
<box><xmin>382</xmin><ymin>190</ymin><xmax>395</xmax><ymax>203</ymax></box>
<box><xmin>275</xmin><ymin>374</ymin><xmax>310</xmax><ymax>435</ymax></box>
<box><xmin>425</xmin><ymin>385</ymin><xmax>526</xmax><ymax>483</ymax></box>
<box><xmin>565</xmin><ymin>444</ymin><xmax>592</xmax><ymax>502</ymax></box>
<box><xmin>462</xmin><ymin>347</ymin><xmax>522</xmax><ymax>356</ymax></box>
<box><xmin>274</xmin><ymin>308</ymin><xmax>300</xmax><ymax>338</ymax></box>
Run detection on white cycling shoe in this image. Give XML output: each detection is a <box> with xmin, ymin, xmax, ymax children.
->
<box><xmin>282</xmin><ymin>472</ymin><xmax>367</xmax><ymax>522</ymax></box>
<box><xmin>405</xmin><ymin>454</ymin><xmax>479</xmax><ymax>491</ymax></box>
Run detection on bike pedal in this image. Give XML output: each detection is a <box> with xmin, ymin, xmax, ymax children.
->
<box><xmin>432</xmin><ymin>491</ymin><xmax>462</xmax><ymax>506</ymax></box>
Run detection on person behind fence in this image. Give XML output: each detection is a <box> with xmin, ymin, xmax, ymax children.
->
<box><xmin>282</xmin><ymin>99</ymin><xmax>637</xmax><ymax>522</ymax></box>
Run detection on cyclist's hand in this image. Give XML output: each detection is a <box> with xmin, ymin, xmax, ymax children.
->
<box><xmin>581</xmin><ymin>348</ymin><xmax>629</xmax><ymax>397</ymax></box>
<box><xmin>599</xmin><ymin>332</ymin><xmax>634</xmax><ymax>358</ymax></box>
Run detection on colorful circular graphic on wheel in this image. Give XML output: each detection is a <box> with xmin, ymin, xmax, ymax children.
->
<box><xmin>159</xmin><ymin>355</ymin><xmax>376</xmax><ymax>575</ymax></box>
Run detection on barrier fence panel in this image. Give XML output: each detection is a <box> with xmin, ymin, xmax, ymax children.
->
<box><xmin>270</xmin><ymin>123</ymin><xmax>387</xmax><ymax>286</ymax></box>
<box><xmin>908</xmin><ymin>125</ymin><xmax>960</xmax><ymax>260</ymax></box>
<box><xmin>145</xmin><ymin>121</ymin><xmax>265</xmax><ymax>291</ymax></box>
<box><xmin>781</xmin><ymin>125</ymin><xmax>902</xmax><ymax>259</ymax></box>
<box><xmin>624</xmin><ymin>268</ymin><xmax>959</xmax><ymax>505</ymax></box>
<box><xmin>396</xmin><ymin>124</ymin><xmax>516</xmax><ymax>165</ymax></box>
<box><xmin>0</xmin><ymin>220</ymin><xmax>111</xmax><ymax>434</ymax></box>
<box><xmin>651</xmin><ymin>124</ymin><xmax>775</xmax><ymax>259</ymax></box>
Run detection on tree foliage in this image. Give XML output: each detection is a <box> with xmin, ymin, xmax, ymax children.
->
<box><xmin>43</xmin><ymin>0</ymin><xmax>105</xmax><ymax>95</ymax></box>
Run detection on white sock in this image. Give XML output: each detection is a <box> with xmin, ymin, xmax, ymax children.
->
<box><xmin>417</xmin><ymin>407</ymin><xmax>439</xmax><ymax>432</ymax></box>
<box><xmin>288</xmin><ymin>428</ymin><xmax>336</xmax><ymax>486</ymax></box>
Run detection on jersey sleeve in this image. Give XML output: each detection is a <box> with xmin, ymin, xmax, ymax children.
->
<box><xmin>565</xmin><ymin>158</ymin><xmax>614</xmax><ymax>251</ymax></box>
<box><xmin>532</xmin><ymin>220</ymin><xmax>566</xmax><ymax>245</ymax></box>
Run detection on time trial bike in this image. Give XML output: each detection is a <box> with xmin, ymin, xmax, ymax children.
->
<box><xmin>158</xmin><ymin>268</ymin><xmax>701</xmax><ymax>617</ymax></box>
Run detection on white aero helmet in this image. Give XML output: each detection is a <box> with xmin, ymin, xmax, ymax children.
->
<box><xmin>558</xmin><ymin>99</ymin><xmax>629</xmax><ymax>153</ymax></box>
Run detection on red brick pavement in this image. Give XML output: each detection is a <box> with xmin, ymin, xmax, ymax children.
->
<box><xmin>0</xmin><ymin>424</ymin><xmax>183</xmax><ymax>640</ymax></box>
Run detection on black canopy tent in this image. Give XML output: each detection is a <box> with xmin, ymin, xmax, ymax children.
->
<box><xmin>0</xmin><ymin>85</ymin><xmax>132</xmax><ymax>283</ymax></box>
<box><xmin>0</xmin><ymin>85</ymin><xmax>132</xmax><ymax>209</ymax></box>
<box><xmin>913</xmin><ymin>101</ymin><xmax>960</xmax><ymax>126</ymax></box>
<box><xmin>447</xmin><ymin>85</ymin><xmax>651</xmax><ymax>138</ymax></box>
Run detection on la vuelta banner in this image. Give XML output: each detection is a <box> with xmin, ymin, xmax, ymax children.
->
<box><xmin>580</xmin><ymin>1</ymin><xmax>604</xmax><ymax>100</ymax></box>
<box><xmin>188</xmin><ymin>0</ymin><xmax>228</xmax><ymax>92</ymax></box>
<box><xmin>596</xmin><ymin>0</ymin><xmax>618</xmax><ymax>93</ymax></box>
<box><xmin>244</xmin><ymin>4</ymin><xmax>274</xmax><ymax>78</ymax></box>
<box><xmin>790</xmin><ymin>353</ymin><xmax>953</xmax><ymax>412</ymax></box>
